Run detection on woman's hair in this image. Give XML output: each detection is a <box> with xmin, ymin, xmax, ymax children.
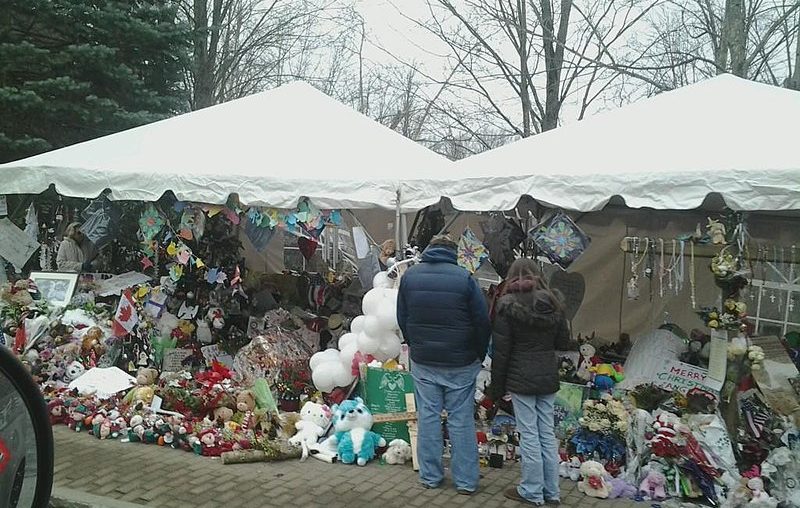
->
<box><xmin>502</xmin><ymin>258</ymin><xmax>564</xmax><ymax>312</ymax></box>
<box><xmin>65</xmin><ymin>222</ymin><xmax>82</xmax><ymax>239</ymax></box>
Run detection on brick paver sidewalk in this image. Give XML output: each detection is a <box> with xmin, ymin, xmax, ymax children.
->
<box><xmin>53</xmin><ymin>426</ymin><xmax>640</xmax><ymax>507</ymax></box>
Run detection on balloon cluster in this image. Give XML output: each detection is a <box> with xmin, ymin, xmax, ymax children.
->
<box><xmin>310</xmin><ymin>272</ymin><xmax>402</xmax><ymax>393</ymax></box>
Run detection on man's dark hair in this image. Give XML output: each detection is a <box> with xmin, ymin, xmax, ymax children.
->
<box><xmin>428</xmin><ymin>234</ymin><xmax>457</xmax><ymax>250</ymax></box>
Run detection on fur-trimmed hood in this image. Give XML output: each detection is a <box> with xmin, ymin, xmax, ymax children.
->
<box><xmin>496</xmin><ymin>291</ymin><xmax>560</xmax><ymax>325</ymax></box>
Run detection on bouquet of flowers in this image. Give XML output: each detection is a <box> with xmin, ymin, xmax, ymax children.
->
<box><xmin>578</xmin><ymin>393</ymin><xmax>629</xmax><ymax>438</ymax></box>
<box><xmin>274</xmin><ymin>359</ymin><xmax>313</xmax><ymax>399</ymax></box>
<box><xmin>697</xmin><ymin>299</ymin><xmax>747</xmax><ymax>330</ymax></box>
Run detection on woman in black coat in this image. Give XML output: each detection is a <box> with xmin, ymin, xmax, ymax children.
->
<box><xmin>490</xmin><ymin>258</ymin><xmax>570</xmax><ymax>506</ymax></box>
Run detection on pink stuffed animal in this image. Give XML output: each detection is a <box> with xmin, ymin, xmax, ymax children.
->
<box><xmin>639</xmin><ymin>469</ymin><xmax>668</xmax><ymax>500</ymax></box>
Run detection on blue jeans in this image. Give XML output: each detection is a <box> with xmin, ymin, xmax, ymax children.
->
<box><xmin>411</xmin><ymin>360</ymin><xmax>481</xmax><ymax>492</ymax></box>
<box><xmin>511</xmin><ymin>393</ymin><xmax>560</xmax><ymax>503</ymax></box>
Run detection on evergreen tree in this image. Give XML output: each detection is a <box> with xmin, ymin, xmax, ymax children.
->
<box><xmin>0</xmin><ymin>0</ymin><xmax>189</xmax><ymax>163</ymax></box>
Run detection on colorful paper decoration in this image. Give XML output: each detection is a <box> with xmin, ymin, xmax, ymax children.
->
<box><xmin>529</xmin><ymin>211</ymin><xmax>591</xmax><ymax>269</ymax></box>
<box><xmin>457</xmin><ymin>227</ymin><xmax>489</xmax><ymax>274</ymax></box>
<box><xmin>138</xmin><ymin>205</ymin><xmax>165</xmax><ymax>241</ymax></box>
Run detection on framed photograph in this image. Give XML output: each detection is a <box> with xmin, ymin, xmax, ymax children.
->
<box><xmin>30</xmin><ymin>271</ymin><xmax>79</xmax><ymax>308</ymax></box>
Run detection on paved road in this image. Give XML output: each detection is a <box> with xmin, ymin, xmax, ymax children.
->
<box><xmin>53</xmin><ymin>426</ymin><xmax>639</xmax><ymax>507</ymax></box>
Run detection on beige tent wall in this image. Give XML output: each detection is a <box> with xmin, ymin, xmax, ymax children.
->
<box><xmin>243</xmin><ymin>203</ymin><xmax>798</xmax><ymax>342</ymax></box>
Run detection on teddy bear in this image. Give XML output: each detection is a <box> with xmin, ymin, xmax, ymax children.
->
<box><xmin>639</xmin><ymin>468</ymin><xmax>668</xmax><ymax>500</ymax></box>
<box><xmin>48</xmin><ymin>399</ymin><xmax>67</xmax><ymax>425</ymax></box>
<box><xmin>383</xmin><ymin>439</ymin><xmax>412</xmax><ymax>465</ymax></box>
<box><xmin>213</xmin><ymin>406</ymin><xmax>234</xmax><ymax>425</ymax></box>
<box><xmin>288</xmin><ymin>401</ymin><xmax>332</xmax><ymax>461</ymax></box>
<box><xmin>236</xmin><ymin>390</ymin><xmax>256</xmax><ymax>413</ymax></box>
<box><xmin>64</xmin><ymin>360</ymin><xmax>86</xmax><ymax>382</ymax></box>
<box><xmin>577</xmin><ymin>460</ymin><xmax>611</xmax><ymax>498</ymax></box>
<box><xmin>328</xmin><ymin>397</ymin><xmax>386</xmax><ymax>466</ymax></box>
<box><xmin>123</xmin><ymin>367</ymin><xmax>159</xmax><ymax>406</ymax></box>
<box><xmin>80</xmin><ymin>326</ymin><xmax>105</xmax><ymax>357</ymax></box>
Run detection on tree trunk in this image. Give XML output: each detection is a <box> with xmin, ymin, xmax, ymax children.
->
<box><xmin>516</xmin><ymin>0</ymin><xmax>532</xmax><ymax>137</ymax></box>
<box><xmin>539</xmin><ymin>0</ymin><xmax>572</xmax><ymax>132</ymax></box>
<box><xmin>721</xmin><ymin>0</ymin><xmax>747</xmax><ymax>76</ymax></box>
<box><xmin>193</xmin><ymin>0</ymin><xmax>213</xmax><ymax>109</ymax></box>
<box><xmin>790</xmin><ymin>9</ymin><xmax>800</xmax><ymax>90</ymax></box>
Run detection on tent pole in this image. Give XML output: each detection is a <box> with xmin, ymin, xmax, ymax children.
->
<box><xmin>395</xmin><ymin>189</ymin><xmax>403</xmax><ymax>260</ymax></box>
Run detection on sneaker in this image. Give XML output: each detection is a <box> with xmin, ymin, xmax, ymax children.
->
<box><xmin>420</xmin><ymin>482</ymin><xmax>441</xmax><ymax>489</ymax></box>
<box><xmin>457</xmin><ymin>489</ymin><xmax>476</xmax><ymax>496</ymax></box>
<box><xmin>503</xmin><ymin>488</ymin><xmax>543</xmax><ymax>506</ymax></box>
<box><xmin>545</xmin><ymin>499</ymin><xmax>561</xmax><ymax>506</ymax></box>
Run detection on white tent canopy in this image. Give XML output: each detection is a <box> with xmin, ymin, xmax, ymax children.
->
<box><xmin>0</xmin><ymin>81</ymin><xmax>452</xmax><ymax>212</ymax></box>
<box><xmin>441</xmin><ymin>75</ymin><xmax>800</xmax><ymax>212</ymax></box>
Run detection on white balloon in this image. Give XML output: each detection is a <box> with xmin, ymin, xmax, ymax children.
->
<box><xmin>376</xmin><ymin>334</ymin><xmax>402</xmax><ymax>362</ymax></box>
<box><xmin>357</xmin><ymin>332</ymin><xmax>381</xmax><ymax>355</ymax></box>
<box><xmin>338</xmin><ymin>332</ymin><xmax>358</xmax><ymax>350</ymax></box>
<box><xmin>362</xmin><ymin>288</ymin><xmax>390</xmax><ymax>316</ymax></box>
<box><xmin>363</xmin><ymin>315</ymin><xmax>383</xmax><ymax>337</ymax></box>
<box><xmin>350</xmin><ymin>315</ymin><xmax>366</xmax><ymax>334</ymax></box>
<box><xmin>333</xmin><ymin>363</ymin><xmax>356</xmax><ymax>387</ymax></box>
<box><xmin>312</xmin><ymin>362</ymin><xmax>338</xmax><ymax>393</ymax></box>
<box><xmin>375</xmin><ymin>299</ymin><xmax>399</xmax><ymax>331</ymax></box>
<box><xmin>339</xmin><ymin>341</ymin><xmax>359</xmax><ymax>370</ymax></box>
<box><xmin>310</xmin><ymin>348</ymin><xmax>339</xmax><ymax>370</ymax></box>
<box><xmin>372</xmin><ymin>271</ymin><xmax>393</xmax><ymax>289</ymax></box>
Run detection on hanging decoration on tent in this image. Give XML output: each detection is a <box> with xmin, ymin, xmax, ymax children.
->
<box><xmin>298</xmin><ymin>237</ymin><xmax>318</xmax><ymax>261</ymax></box>
<box><xmin>178</xmin><ymin>206</ymin><xmax>206</xmax><ymax>241</ymax></box>
<box><xmin>80</xmin><ymin>197</ymin><xmax>120</xmax><ymax>248</ymax></box>
<box><xmin>481</xmin><ymin>214</ymin><xmax>525</xmax><ymax>278</ymax></box>
<box><xmin>529</xmin><ymin>210</ymin><xmax>591</xmax><ymax>270</ymax></box>
<box><xmin>244</xmin><ymin>214</ymin><xmax>276</xmax><ymax>252</ymax></box>
<box><xmin>457</xmin><ymin>227</ymin><xmax>489</xmax><ymax>274</ymax></box>
<box><xmin>138</xmin><ymin>205</ymin><xmax>165</xmax><ymax>242</ymax></box>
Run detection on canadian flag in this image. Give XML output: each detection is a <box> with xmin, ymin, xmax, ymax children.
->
<box><xmin>113</xmin><ymin>290</ymin><xmax>139</xmax><ymax>337</ymax></box>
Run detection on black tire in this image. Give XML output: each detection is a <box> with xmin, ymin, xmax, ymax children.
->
<box><xmin>0</xmin><ymin>347</ymin><xmax>54</xmax><ymax>508</ymax></box>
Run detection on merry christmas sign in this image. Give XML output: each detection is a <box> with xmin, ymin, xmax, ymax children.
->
<box><xmin>653</xmin><ymin>360</ymin><xmax>723</xmax><ymax>395</ymax></box>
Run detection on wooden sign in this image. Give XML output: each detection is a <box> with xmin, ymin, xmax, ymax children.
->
<box><xmin>549</xmin><ymin>270</ymin><xmax>585</xmax><ymax>320</ymax></box>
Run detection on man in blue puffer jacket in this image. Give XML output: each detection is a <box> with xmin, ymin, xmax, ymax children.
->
<box><xmin>397</xmin><ymin>235</ymin><xmax>491</xmax><ymax>495</ymax></box>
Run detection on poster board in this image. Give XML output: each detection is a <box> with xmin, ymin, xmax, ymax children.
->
<box><xmin>95</xmin><ymin>271</ymin><xmax>151</xmax><ymax>297</ymax></box>
<box><xmin>554</xmin><ymin>382</ymin><xmax>587</xmax><ymax>440</ymax></box>
<box><xmin>653</xmin><ymin>360</ymin><xmax>723</xmax><ymax>395</ymax></box>
<box><xmin>359</xmin><ymin>367</ymin><xmax>414</xmax><ymax>443</ymax></box>
<box><xmin>0</xmin><ymin>217</ymin><xmax>40</xmax><ymax>270</ymax></box>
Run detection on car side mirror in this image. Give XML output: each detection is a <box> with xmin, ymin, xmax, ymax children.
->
<box><xmin>0</xmin><ymin>345</ymin><xmax>54</xmax><ymax>507</ymax></box>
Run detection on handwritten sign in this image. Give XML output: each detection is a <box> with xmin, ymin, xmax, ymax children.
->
<box><xmin>653</xmin><ymin>360</ymin><xmax>723</xmax><ymax>395</ymax></box>
<box><xmin>0</xmin><ymin>217</ymin><xmax>40</xmax><ymax>271</ymax></box>
<box><xmin>360</xmin><ymin>367</ymin><xmax>414</xmax><ymax>443</ymax></box>
<box><xmin>707</xmin><ymin>331</ymin><xmax>728</xmax><ymax>383</ymax></box>
<box><xmin>96</xmin><ymin>271</ymin><xmax>152</xmax><ymax>297</ymax></box>
<box><xmin>162</xmin><ymin>348</ymin><xmax>194</xmax><ymax>372</ymax></box>
<box><xmin>200</xmin><ymin>344</ymin><xmax>234</xmax><ymax>368</ymax></box>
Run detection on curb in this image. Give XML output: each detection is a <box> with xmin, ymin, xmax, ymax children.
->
<box><xmin>50</xmin><ymin>487</ymin><xmax>145</xmax><ymax>508</ymax></box>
